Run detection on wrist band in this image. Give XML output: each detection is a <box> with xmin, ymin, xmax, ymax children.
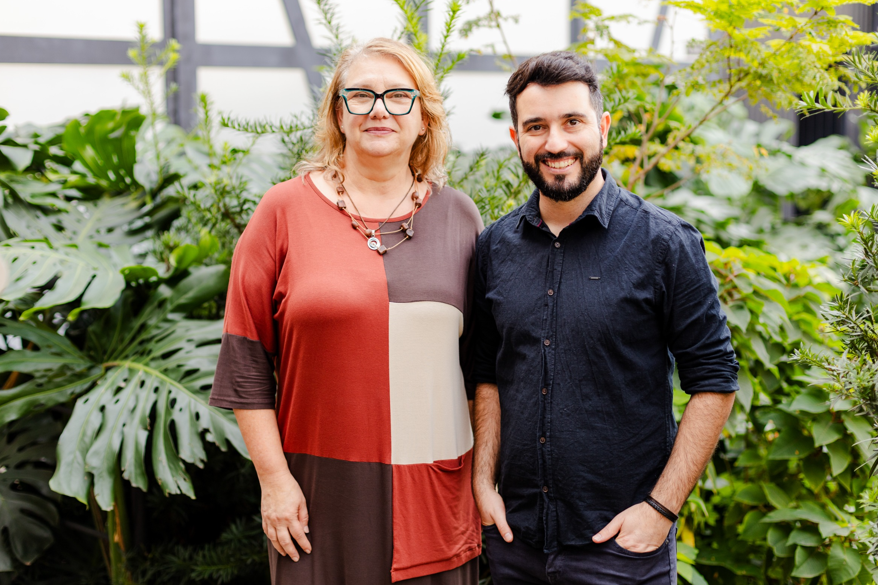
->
<box><xmin>644</xmin><ymin>495</ymin><xmax>678</xmax><ymax>522</ymax></box>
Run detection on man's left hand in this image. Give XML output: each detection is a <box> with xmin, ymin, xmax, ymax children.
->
<box><xmin>591</xmin><ymin>502</ymin><xmax>672</xmax><ymax>553</ymax></box>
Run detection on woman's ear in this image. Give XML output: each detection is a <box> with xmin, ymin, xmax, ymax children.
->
<box><xmin>336</xmin><ymin>103</ymin><xmax>345</xmax><ymax>134</ymax></box>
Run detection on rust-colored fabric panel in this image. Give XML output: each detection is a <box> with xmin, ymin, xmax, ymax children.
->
<box><xmin>391</xmin><ymin>449</ymin><xmax>482</xmax><ymax>582</ymax></box>
<box><xmin>221</xmin><ymin>182</ymin><xmax>287</xmax><ymax>352</ymax></box>
<box><xmin>209</xmin><ymin>333</ymin><xmax>276</xmax><ymax>409</ymax></box>
<box><xmin>274</xmin><ymin>177</ymin><xmax>392</xmax><ymax>463</ymax></box>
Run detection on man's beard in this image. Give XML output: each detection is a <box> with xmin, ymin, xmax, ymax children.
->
<box><xmin>520</xmin><ymin>146</ymin><xmax>603</xmax><ymax>203</ymax></box>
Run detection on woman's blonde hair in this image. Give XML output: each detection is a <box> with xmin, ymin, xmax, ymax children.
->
<box><xmin>295</xmin><ymin>38</ymin><xmax>449</xmax><ymax>187</ymax></box>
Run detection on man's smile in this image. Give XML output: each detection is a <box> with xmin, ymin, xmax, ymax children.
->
<box><xmin>542</xmin><ymin>157</ymin><xmax>577</xmax><ymax>170</ymax></box>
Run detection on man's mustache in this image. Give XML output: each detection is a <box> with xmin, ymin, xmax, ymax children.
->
<box><xmin>534</xmin><ymin>151</ymin><xmax>583</xmax><ymax>164</ymax></box>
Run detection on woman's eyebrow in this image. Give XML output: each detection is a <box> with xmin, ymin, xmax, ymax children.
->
<box><xmin>345</xmin><ymin>81</ymin><xmax>415</xmax><ymax>89</ymax></box>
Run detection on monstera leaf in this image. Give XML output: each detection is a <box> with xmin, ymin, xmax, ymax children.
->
<box><xmin>0</xmin><ymin>196</ymin><xmax>151</xmax><ymax>319</ymax></box>
<box><xmin>0</xmin><ymin>266</ymin><xmax>243</xmax><ymax>511</ymax></box>
<box><xmin>0</xmin><ymin>414</ymin><xmax>62</xmax><ymax>570</ymax></box>
<box><xmin>0</xmin><ymin>239</ymin><xmax>127</xmax><ymax>321</ymax></box>
<box><xmin>62</xmin><ymin>109</ymin><xmax>144</xmax><ymax>193</ymax></box>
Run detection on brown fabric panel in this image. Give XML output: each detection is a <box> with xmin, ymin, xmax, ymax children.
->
<box><xmin>382</xmin><ymin>186</ymin><xmax>483</xmax><ymax>399</ymax></box>
<box><xmin>209</xmin><ymin>333</ymin><xmax>276</xmax><ymax>410</ymax></box>
<box><xmin>402</xmin><ymin>558</ymin><xmax>478</xmax><ymax>585</ymax></box>
<box><xmin>270</xmin><ymin>453</ymin><xmax>393</xmax><ymax>584</ymax></box>
<box><xmin>382</xmin><ymin>186</ymin><xmax>483</xmax><ymax>314</ymax></box>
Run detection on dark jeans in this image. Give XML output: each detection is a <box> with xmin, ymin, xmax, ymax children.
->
<box><xmin>483</xmin><ymin>524</ymin><xmax>677</xmax><ymax>585</ymax></box>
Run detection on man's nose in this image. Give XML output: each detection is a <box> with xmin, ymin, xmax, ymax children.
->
<box><xmin>543</xmin><ymin>125</ymin><xmax>568</xmax><ymax>153</ymax></box>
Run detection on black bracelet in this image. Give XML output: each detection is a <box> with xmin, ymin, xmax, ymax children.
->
<box><xmin>644</xmin><ymin>495</ymin><xmax>678</xmax><ymax>523</ymax></box>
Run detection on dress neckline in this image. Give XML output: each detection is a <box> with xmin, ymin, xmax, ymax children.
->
<box><xmin>303</xmin><ymin>172</ymin><xmax>434</xmax><ymax>223</ymax></box>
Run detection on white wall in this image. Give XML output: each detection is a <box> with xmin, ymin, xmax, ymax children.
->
<box><xmin>0</xmin><ymin>0</ymin><xmax>706</xmax><ymax>150</ymax></box>
<box><xmin>0</xmin><ymin>0</ymin><xmax>163</xmax><ymax>40</ymax></box>
<box><xmin>195</xmin><ymin>0</ymin><xmax>295</xmax><ymax>46</ymax></box>
<box><xmin>0</xmin><ymin>64</ymin><xmax>162</xmax><ymax>128</ymax></box>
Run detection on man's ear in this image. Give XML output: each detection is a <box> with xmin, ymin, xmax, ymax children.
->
<box><xmin>509</xmin><ymin>126</ymin><xmax>517</xmax><ymax>145</ymax></box>
<box><xmin>599</xmin><ymin>111</ymin><xmax>611</xmax><ymax>149</ymax></box>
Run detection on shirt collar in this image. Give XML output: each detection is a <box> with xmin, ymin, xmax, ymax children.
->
<box><xmin>517</xmin><ymin>168</ymin><xmax>619</xmax><ymax>231</ymax></box>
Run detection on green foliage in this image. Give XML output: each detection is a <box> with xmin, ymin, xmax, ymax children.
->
<box><xmin>2</xmin><ymin>1</ymin><xmax>876</xmax><ymax>582</ymax></box>
<box><xmin>121</xmin><ymin>23</ymin><xmax>182</xmax><ymax>200</ymax></box>
<box><xmin>458</xmin><ymin>0</ymin><xmax>520</xmax><ymax>69</ymax></box>
<box><xmin>674</xmin><ymin>244</ymin><xmax>876</xmax><ymax>584</ymax></box>
<box><xmin>132</xmin><ymin>516</ymin><xmax>265</xmax><ymax>584</ymax></box>
<box><xmin>652</xmin><ymin>105</ymin><xmax>875</xmax><ymax>262</ymax></box>
<box><xmin>62</xmin><ymin>110</ymin><xmax>145</xmax><ymax>194</ymax></box>
<box><xmin>573</xmin><ymin>0</ymin><xmax>876</xmax><ymax>194</ymax></box>
<box><xmin>795</xmin><ymin>206</ymin><xmax>878</xmax><ymax>558</ymax></box>
<box><xmin>0</xmin><ymin>414</ymin><xmax>61</xmax><ymax>571</ymax></box>
<box><xmin>447</xmin><ymin>148</ymin><xmax>531</xmax><ymax>223</ymax></box>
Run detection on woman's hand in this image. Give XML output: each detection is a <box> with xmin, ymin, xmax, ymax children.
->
<box><xmin>260</xmin><ymin>471</ymin><xmax>312</xmax><ymax>561</ymax></box>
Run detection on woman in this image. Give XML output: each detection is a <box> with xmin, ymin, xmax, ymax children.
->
<box><xmin>209</xmin><ymin>38</ymin><xmax>483</xmax><ymax>585</ymax></box>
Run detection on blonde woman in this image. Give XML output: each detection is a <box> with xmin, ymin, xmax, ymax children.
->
<box><xmin>209</xmin><ymin>38</ymin><xmax>483</xmax><ymax>585</ymax></box>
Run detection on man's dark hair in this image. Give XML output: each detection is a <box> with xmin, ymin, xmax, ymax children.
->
<box><xmin>505</xmin><ymin>51</ymin><xmax>603</xmax><ymax>130</ymax></box>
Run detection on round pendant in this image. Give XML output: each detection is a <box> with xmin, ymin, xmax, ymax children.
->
<box><xmin>367</xmin><ymin>237</ymin><xmax>381</xmax><ymax>250</ymax></box>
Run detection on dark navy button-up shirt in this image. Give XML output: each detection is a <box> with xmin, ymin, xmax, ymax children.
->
<box><xmin>473</xmin><ymin>170</ymin><xmax>738</xmax><ymax>552</ymax></box>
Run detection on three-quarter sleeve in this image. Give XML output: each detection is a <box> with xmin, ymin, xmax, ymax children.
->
<box><xmin>472</xmin><ymin>229</ymin><xmax>501</xmax><ymax>386</ymax></box>
<box><xmin>209</xmin><ymin>193</ymin><xmax>280</xmax><ymax>410</ymax></box>
<box><xmin>657</xmin><ymin>222</ymin><xmax>739</xmax><ymax>394</ymax></box>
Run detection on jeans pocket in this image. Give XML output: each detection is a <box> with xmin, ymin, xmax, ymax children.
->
<box><xmin>609</xmin><ymin>534</ymin><xmax>670</xmax><ymax>559</ymax></box>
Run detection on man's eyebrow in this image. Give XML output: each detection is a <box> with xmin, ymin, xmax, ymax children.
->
<box><xmin>522</xmin><ymin>112</ymin><xmax>590</xmax><ymax>126</ymax></box>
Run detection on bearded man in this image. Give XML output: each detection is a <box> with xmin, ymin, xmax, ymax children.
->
<box><xmin>471</xmin><ymin>51</ymin><xmax>740</xmax><ymax>584</ymax></box>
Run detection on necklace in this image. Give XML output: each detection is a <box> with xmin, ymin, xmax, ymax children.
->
<box><xmin>335</xmin><ymin>174</ymin><xmax>423</xmax><ymax>255</ymax></box>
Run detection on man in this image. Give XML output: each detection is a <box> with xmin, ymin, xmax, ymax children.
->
<box><xmin>472</xmin><ymin>51</ymin><xmax>739</xmax><ymax>584</ymax></box>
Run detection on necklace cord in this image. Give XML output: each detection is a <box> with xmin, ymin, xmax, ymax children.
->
<box><xmin>334</xmin><ymin>174</ymin><xmax>422</xmax><ymax>254</ymax></box>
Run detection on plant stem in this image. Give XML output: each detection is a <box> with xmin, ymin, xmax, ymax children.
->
<box><xmin>89</xmin><ymin>489</ymin><xmax>112</xmax><ymax>581</ymax></box>
<box><xmin>2</xmin><ymin>341</ymin><xmax>35</xmax><ymax>389</ymax></box>
<box><xmin>487</xmin><ymin>0</ymin><xmax>517</xmax><ymax>68</ymax></box>
<box><xmin>108</xmin><ymin>463</ymin><xmax>134</xmax><ymax>585</ymax></box>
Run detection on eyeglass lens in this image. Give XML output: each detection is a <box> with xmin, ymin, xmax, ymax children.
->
<box><xmin>344</xmin><ymin>89</ymin><xmax>416</xmax><ymax>115</ymax></box>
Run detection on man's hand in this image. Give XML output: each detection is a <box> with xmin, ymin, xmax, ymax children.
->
<box><xmin>261</xmin><ymin>471</ymin><xmax>312</xmax><ymax>561</ymax></box>
<box><xmin>474</xmin><ymin>484</ymin><xmax>513</xmax><ymax>542</ymax></box>
<box><xmin>591</xmin><ymin>502</ymin><xmax>672</xmax><ymax>552</ymax></box>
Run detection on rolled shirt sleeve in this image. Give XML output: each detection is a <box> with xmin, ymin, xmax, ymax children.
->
<box><xmin>657</xmin><ymin>222</ymin><xmax>739</xmax><ymax>394</ymax></box>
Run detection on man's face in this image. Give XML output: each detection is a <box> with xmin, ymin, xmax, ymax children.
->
<box><xmin>511</xmin><ymin>82</ymin><xmax>611</xmax><ymax>202</ymax></box>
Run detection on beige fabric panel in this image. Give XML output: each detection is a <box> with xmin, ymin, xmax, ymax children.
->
<box><xmin>389</xmin><ymin>301</ymin><xmax>473</xmax><ymax>465</ymax></box>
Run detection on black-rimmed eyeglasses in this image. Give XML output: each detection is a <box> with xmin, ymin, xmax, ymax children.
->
<box><xmin>339</xmin><ymin>88</ymin><xmax>420</xmax><ymax>116</ymax></box>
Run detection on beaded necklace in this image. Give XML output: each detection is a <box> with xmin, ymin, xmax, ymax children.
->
<box><xmin>335</xmin><ymin>174</ymin><xmax>423</xmax><ymax>255</ymax></box>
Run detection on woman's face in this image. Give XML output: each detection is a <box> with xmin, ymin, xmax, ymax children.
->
<box><xmin>337</xmin><ymin>53</ymin><xmax>427</xmax><ymax>163</ymax></box>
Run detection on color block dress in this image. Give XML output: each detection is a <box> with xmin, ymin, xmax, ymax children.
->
<box><xmin>209</xmin><ymin>175</ymin><xmax>483</xmax><ymax>585</ymax></box>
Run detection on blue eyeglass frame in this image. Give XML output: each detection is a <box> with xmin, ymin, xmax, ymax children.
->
<box><xmin>338</xmin><ymin>88</ymin><xmax>421</xmax><ymax>115</ymax></box>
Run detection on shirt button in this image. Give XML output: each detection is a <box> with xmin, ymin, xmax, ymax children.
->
<box><xmin>544</xmin><ymin>339</ymin><xmax>550</xmax><ymax>346</ymax></box>
<box><xmin>542</xmin><ymin>486</ymin><xmax>549</xmax><ymax>493</ymax></box>
<box><xmin>541</xmin><ymin>388</ymin><xmax>547</xmax><ymax>395</ymax></box>
<box><xmin>554</xmin><ymin>241</ymin><xmax>561</xmax><ymax>248</ymax></box>
<box><xmin>547</xmin><ymin>289</ymin><xmax>554</xmax><ymax>296</ymax></box>
<box><xmin>540</xmin><ymin>437</ymin><xmax>546</xmax><ymax>444</ymax></box>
